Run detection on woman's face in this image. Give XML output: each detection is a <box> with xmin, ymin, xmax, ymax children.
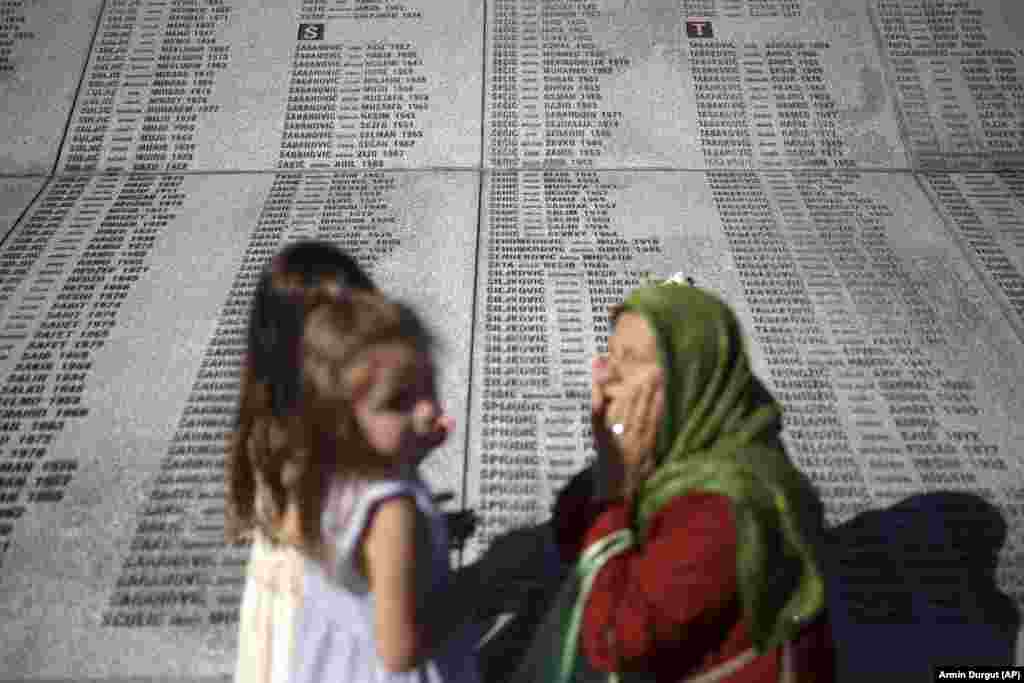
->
<box><xmin>349</xmin><ymin>342</ymin><xmax>443</xmax><ymax>468</ymax></box>
<box><xmin>607</xmin><ymin>311</ymin><xmax>660</xmax><ymax>388</ymax></box>
<box><xmin>605</xmin><ymin>312</ymin><xmax>665</xmax><ymax>452</ymax></box>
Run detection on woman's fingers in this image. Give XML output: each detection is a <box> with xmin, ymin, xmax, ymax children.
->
<box><xmin>591</xmin><ymin>356</ymin><xmax>615</xmax><ymax>452</ymax></box>
<box><xmin>604</xmin><ymin>389</ymin><xmax>627</xmax><ymax>431</ymax></box>
<box><xmin>590</xmin><ymin>356</ymin><xmax>623</xmax><ymax>498</ymax></box>
<box><xmin>607</xmin><ymin>367</ymin><xmax>662</xmax><ymax>465</ymax></box>
<box><xmin>591</xmin><ymin>356</ymin><xmax>609</xmax><ymax>415</ymax></box>
<box><xmin>623</xmin><ymin>379</ymin><xmax>646</xmax><ymax>463</ymax></box>
<box><xmin>633</xmin><ymin>369</ymin><xmax>662</xmax><ymax>462</ymax></box>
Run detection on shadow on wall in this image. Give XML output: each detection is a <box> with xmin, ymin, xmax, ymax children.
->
<box><xmin>452</xmin><ymin>522</ymin><xmax>568</xmax><ymax>683</ymax></box>
<box><xmin>823</xmin><ymin>490</ymin><xmax>1018</xmax><ymax>677</ymax></box>
<box><xmin>461</xmin><ymin>489</ymin><xmax>1019</xmax><ymax>683</ymax></box>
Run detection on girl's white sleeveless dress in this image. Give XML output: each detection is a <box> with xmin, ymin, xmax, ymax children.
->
<box><xmin>234</xmin><ymin>475</ymin><xmax>481</xmax><ymax>683</ymax></box>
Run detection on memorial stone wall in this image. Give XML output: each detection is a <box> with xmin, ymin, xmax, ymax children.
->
<box><xmin>0</xmin><ymin>0</ymin><xmax>1022</xmax><ymax>679</ymax></box>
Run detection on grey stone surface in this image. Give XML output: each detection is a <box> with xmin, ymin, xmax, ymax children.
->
<box><xmin>468</xmin><ymin>168</ymin><xmax>1024</xmax><ymax>545</ymax></box>
<box><xmin>870</xmin><ymin>0</ymin><xmax>1024</xmax><ymax>170</ymax></box>
<box><xmin>0</xmin><ymin>0</ymin><xmax>1023</xmax><ymax>679</ymax></box>
<box><xmin>0</xmin><ymin>171</ymin><xmax>476</xmax><ymax>679</ymax></box>
<box><xmin>920</xmin><ymin>171</ymin><xmax>1024</xmax><ymax>332</ymax></box>
<box><xmin>0</xmin><ymin>177</ymin><xmax>46</xmax><ymax>235</ymax></box>
<box><xmin>0</xmin><ymin>1</ymin><xmax>102</xmax><ymax>175</ymax></box>
<box><xmin>54</xmin><ymin>0</ymin><xmax>482</xmax><ymax>173</ymax></box>
<box><xmin>484</xmin><ymin>0</ymin><xmax>908</xmax><ymax>169</ymax></box>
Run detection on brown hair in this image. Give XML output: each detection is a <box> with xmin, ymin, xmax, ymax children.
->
<box><xmin>225</xmin><ymin>280</ymin><xmax>433</xmax><ymax>557</ymax></box>
<box><xmin>244</xmin><ymin>241</ymin><xmax>376</xmax><ymax>419</ymax></box>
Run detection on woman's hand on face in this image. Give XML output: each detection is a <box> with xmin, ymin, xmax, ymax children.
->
<box><xmin>591</xmin><ymin>356</ymin><xmax>626</xmax><ymax>501</ymax></box>
<box><xmin>591</xmin><ymin>356</ymin><xmax>613</xmax><ymax>451</ymax></box>
<box><xmin>603</xmin><ymin>362</ymin><xmax>663</xmax><ymax>484</ymax></box>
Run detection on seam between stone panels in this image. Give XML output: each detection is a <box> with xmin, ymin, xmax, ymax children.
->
<box><xmin>51</xmin><ymin>0</ymin><xmax>111</xmax><ymax>177</ymax></box>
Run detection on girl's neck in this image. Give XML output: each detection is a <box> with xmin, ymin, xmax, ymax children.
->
<box><xmin>278</xmin><ymin>499</ymin><xmax>305</xmax><ymax>545</ymax></box>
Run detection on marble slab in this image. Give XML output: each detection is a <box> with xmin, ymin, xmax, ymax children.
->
<box><xmin>872</xmin><ymin>0</ymin><xmax>1024</xmax><ymax>170</ymax></box>
<box><xmin>466</xmin><ymin>168</ymin><xmax>1024</xmax><ymax>663</ymax></box>
<box><xmin>0</xmin><ymin>176</ymin><xmax>47</xmax><ymax>236</ymax></box>
<box><xmin>0</xmin><ymin>1</ymin><xmax>103</xmax><ymax>175</ymax></box>
<box><xmin>1</xmin><ymin>0</ymin><xmax>1024</xmax><ymax>679</ymax></box>
<box><xmin>484</xmin><ymin>0</ymin><xmax>909</xmax><ymax>170</ymax></box>
<box><xmin>920</xmin><ymin>171</ymin><xmax>1024</xmax><ymax>336</ymax></box>
<box><xmin>0</xmin><ymin>170</ymin><xmax>477</xmax><ymax>681</ymax></box>
<box><xmin>54</xmin><ymin>0</ymin><xmax>483</xmax><ymax>174</ymax></box>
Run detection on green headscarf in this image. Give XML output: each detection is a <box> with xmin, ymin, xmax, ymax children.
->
<box><xmin>556</xmin><ymin>280</ymin><xmax>827</xmax><ymax>682</ymax></box>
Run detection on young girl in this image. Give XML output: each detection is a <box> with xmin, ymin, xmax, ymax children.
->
<box><xmin>226</xmin><ymin>274</ymin><xmax>479</xmax><ymax>681</ymax></box>
<box><xmin>235</xmin><ymin>240</ymin><xmax>470</xmax><ymax>542</ymax></box>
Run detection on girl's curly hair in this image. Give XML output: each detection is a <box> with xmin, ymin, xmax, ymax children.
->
<box><xmin>225</xmin><ymin>281</ymin><xmax>433</xmax><ymax>557</ymax></box>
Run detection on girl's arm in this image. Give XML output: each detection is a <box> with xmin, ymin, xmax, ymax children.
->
<box><xmin>363</xmin><ymin>495</ymin><xmax>424</xmax><ymax>672</ymax></box>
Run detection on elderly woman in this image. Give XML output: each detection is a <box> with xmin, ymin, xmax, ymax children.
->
<box><xmin>519</xmin><ymin>278</ymin><xmax>836</xmax><ymax>683</ymax></box>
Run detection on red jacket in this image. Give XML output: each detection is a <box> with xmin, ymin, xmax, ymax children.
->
<box><xmin>553</xmin><ymin>488</ymin><xmax>836</xmax><ymax>683</ymax></box>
